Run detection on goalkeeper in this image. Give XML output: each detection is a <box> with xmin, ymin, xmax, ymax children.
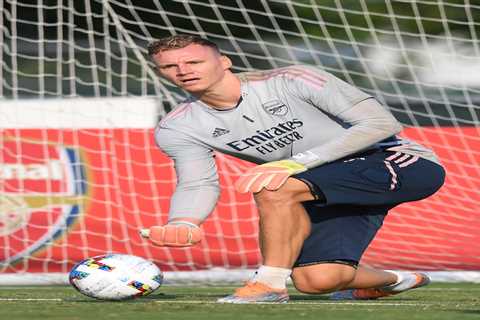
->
<box><xmin>141</xmin><ymin>34</ymin><xmax>445</xmax><ymax>303</ymax></box>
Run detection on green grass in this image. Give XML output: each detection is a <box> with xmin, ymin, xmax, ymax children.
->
<box><xmin>0</xmin><ymin>283</ymin><xmax>479</xmax><ymax>320</ymax></box>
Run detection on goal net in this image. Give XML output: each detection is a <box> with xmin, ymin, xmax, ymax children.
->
<box><xmin>1</xmin><ymin>0</ymin><xmax>479</xmax><ymax>284</ymax></box>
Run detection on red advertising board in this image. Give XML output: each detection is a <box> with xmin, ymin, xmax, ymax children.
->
<box><xmin>1</xmin><ymin>127</ymin><xmax>479</xmax><ymax>273</ymax></box>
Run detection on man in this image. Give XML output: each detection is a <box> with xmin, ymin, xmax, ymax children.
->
<box><xmin>140</xmin><ymin>34</ymin><xmax>445</xmax><ymax>303</ymax></box>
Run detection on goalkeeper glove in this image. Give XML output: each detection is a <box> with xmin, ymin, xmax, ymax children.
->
<box><xmin>235</xmin><ymin>160</ymin><xmax>307</xmax><ymax>193</ymax></box>
<box><xmin>139</xmin><ymin>221</ymin><xmax>203</xmax><ymax>247</ymax></box>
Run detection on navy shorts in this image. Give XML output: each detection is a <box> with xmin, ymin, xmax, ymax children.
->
<box><xmin>292</xmin><ymin>150</ymin><xmax>445</xmax><ymax>268</ymax></box>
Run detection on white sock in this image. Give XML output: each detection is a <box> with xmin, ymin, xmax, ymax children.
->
<box><xmin>382</xmin><ymin>271</ymin><xmax>417</xmax><ymax>292</ymax></box>
<box><xmin>251</xmin><ymin>265</ymin><xmax>292</xmax><ymax>290</ymax></box>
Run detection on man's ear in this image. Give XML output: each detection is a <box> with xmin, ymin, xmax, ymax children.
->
<box><xmin>221</xmin><ymin>55</ymin><xmax>232</xmax><ymax>70</ymax></box>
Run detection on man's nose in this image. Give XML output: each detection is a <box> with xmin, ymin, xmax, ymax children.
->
<box><xmin>176</xmin><ymin>63</ymin><xmax>191</xmax><ymax>75</ymax></box>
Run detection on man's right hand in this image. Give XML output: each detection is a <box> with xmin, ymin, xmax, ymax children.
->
<box><xmin>139</xmin><ymin>221</ymin><xmax>203</xmax><ymax>247</ymax></box>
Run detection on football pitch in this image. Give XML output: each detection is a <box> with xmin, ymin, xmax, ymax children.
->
<box><xmin>0</xmin><ymin>283</ymin><xmax>478</xmax><ymax>320</ymax></box>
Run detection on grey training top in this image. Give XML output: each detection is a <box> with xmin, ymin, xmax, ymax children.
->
<box><xmin>155</xmin><ymin>65</ymin><xmax>438</xmax><ymax>222</ymax></box>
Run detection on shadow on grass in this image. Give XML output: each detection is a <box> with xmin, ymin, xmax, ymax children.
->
<box><xmin>451</xmin><ymin>310</ymin><xmax>480</xmax><ymax>315</ymax></box>
<box><xmin>64</xmin><ymin>292</ymin><xmax>178</xmax><ymax>303</ymax></box>
<box><xmin>290</xmin><ymin>294</ymin><xmax>330</xmax><ymax>301</ymax></box>
<box><xmin>71</xmin><ymin>292</ymin><xmax>422</xmax><ymax>303</ymax></box>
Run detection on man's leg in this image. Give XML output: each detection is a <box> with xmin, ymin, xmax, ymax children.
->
<box><xmin>292</xmin><ymin>264</ymin><xmax>396</xmax><ymax>294</ymax></box>
<box><xmin>217</xmin><ymin>178</ymin><xmax>315</xmax><ymax>303</ymax></box>
<box><xmin>292</xmin><ymin>263</ymin><xmax>430</xmax><ymax>300</ymax></box>
<box><xmin>255</xmin><ymin>178</ymin><xmax>314</xmax><ymax>268</ymax></box>
<box><xmin>333</xmin><ymin>265</ymin><xmax>431</xmax><ymax>300</ymax></box>
<box><xmin>217</xmin><ymin>177</ymin><xmax>406</xmax><ymax>303</ymax></box>
<box><xmin>345</xmin><ymin>265</ymin><xmax>398</xmax><ymax>289</ymax></box>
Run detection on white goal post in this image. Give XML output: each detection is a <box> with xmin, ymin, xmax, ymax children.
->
<box><xmin>1</xmin><ymin>0</ymin><xmax>479</xmax><ymax>284</ymax></box>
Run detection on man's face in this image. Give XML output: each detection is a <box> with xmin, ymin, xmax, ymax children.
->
<box><xmin>152</xmin><ymin>44</ymin><xmax>230</xmax><ymax>94</ymax></box>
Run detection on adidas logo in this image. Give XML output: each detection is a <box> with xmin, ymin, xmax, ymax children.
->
<box><xmin>212</xmin><ymin>127</ymin><xmax>230</xmax><ymax>138</ymax></box>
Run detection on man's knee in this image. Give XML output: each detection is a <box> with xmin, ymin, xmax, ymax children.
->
<box><xmin>254</xmin><ymin>178</ymin><xmax>314</xmax><ymax>207</ymax></box>
<box><xmin>292</xmin><ymin>264</ymin><xmax>356</xmax><ymax>294</ymax></box>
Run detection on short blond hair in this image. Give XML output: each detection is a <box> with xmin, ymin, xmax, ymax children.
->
<box><xmin>147</xmin><ymin>34</ymin><xmax>220</xmax><ymax>56</ymax></box>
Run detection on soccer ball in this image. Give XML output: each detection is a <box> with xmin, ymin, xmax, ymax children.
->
<box><xmin>69</xmin><ymin>254</ymin><xmax>163</xmax><ymax>300</ymax></box>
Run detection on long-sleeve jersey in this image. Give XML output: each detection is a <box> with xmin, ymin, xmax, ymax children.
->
<box><xmin>155</xmin><ymin>65</ymin><xmax>439</xmax><ymax>222</ymax></box>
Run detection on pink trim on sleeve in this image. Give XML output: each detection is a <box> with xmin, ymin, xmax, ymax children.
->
<box><xmin>244</xmin><ymin>66</ymin><xmax>327</xmax><ymax>90</ymax></box>
<box><xmin>159</xmin><ymin>102</ymin><xmax>193</xmax><ymax>125</ymax></box>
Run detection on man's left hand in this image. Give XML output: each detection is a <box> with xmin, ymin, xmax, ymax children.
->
<box><xmin>235</xmin><ymin>160</ymin><xmax>307</xmax><ymax>193</ymax></box>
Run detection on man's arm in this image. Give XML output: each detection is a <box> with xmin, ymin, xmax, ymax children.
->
<box><xmin>235</xmin><ymin>66</ymin><xmax>402</xmax><ymax>193</ymax></box>
<box><xmin>286</xmin><ymin>65</ymin><xmax>402</xmax><ymax>168</ymax></box>
<box><xmin>141</xmin><ymin>126</ymin><xmax>220</xmax><ymax>246</ymax></box>
<box><xmin>290</xmin><ymin>98</ymin><xmax>402</xmax><ymax>168</ymax></box>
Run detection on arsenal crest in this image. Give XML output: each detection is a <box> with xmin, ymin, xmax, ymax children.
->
<box><xmin>0</xmin><ymin>139</ymin><xmax>87</xmax><ymax>266</ymax></box>
<box><xmin>262</xmin><ymin>100</ymin><xmax>288</xmax><ymax>116</ymax></box>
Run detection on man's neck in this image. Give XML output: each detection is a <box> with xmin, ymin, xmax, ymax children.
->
<box><xmin>196</xmin><ymin>73</ymin><xmax>242</xmax><ymax>110</ymax></box>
